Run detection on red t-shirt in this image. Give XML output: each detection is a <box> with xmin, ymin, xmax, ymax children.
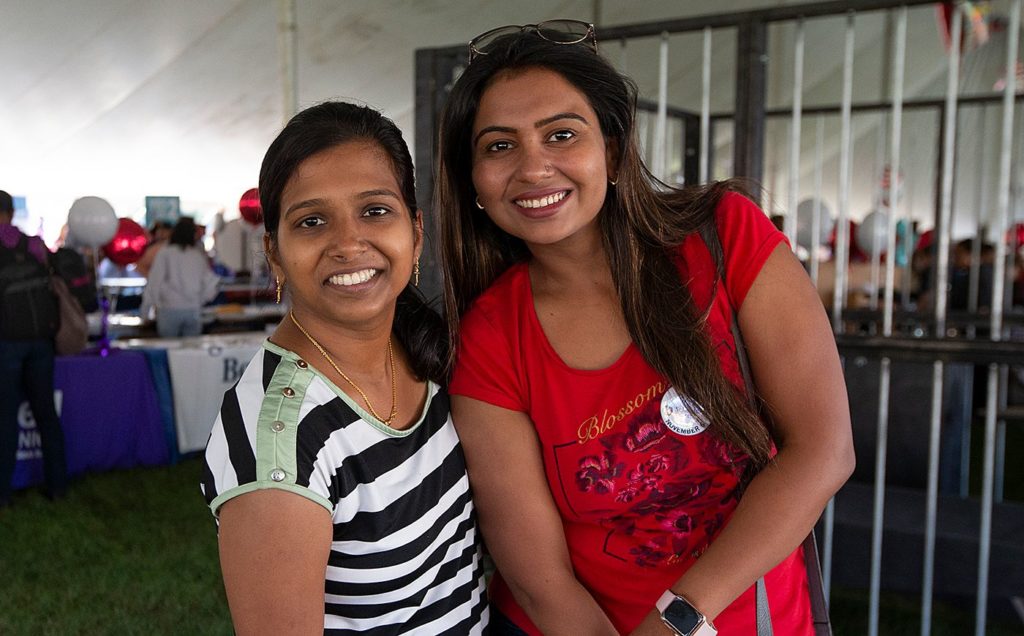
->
<box><xmin>450</xmin><ymin>193</ymin><xmax>813</xmax><ymax>635</ymax></box>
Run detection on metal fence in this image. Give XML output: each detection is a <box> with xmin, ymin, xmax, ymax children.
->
<box><xmin>414</xmin><ymin>1</ymin><xmax>1024</xmax><ymax>634</ymax></box>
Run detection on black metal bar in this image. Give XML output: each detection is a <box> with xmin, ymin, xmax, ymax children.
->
<box><xmin>413</xmin><ymin>48</ymin><xmax>438</xmax><ymax>302</ymax></box>
<box><xmin>734</xmin><ymin>20</ymin><xmax>767</xmax><ymax>190</ymax></box>
<box><xmin>421</xmin><ymin>1</ymin><xmax>938</xmax><ymax>53</ymax></box>
<box><xmin>596</xmin><ymin>0</ymin><xmax>937</xmax><ymax>40</ymax></box>
<box><xmin>999</xmin><ymin>406</ymin><xmax>1024</xmax><ymax>424</ymax></box>
<box><xmin>636</xmin><ymin>98</ymin><xmax>695</xmax><ymax>120</ymax></box>
<box><xmin>835</xmin><ymin>335</ymin><xmax>1024</xmax><ymax>365</ymax></box>
<box><xmin>413</xmin><ymin>47</ymin><xmax>465</xmax><ymax>304</ymax></box>
<box><xmin>708</xmin><ymin>93</ymin><xmax>1024</xmax><ymax>121</ymax></box>
<box><xmin>839</xmin><ymin>308</ymin><xmax>1024</xmax><ymax>330</ymax></box>
<box><xmin>683</xmin><ymin>112</ymin><xmax>700</xmax><ymax>186</ymax></box>
<box><xmin>413</xmin><ymin>48</ymin><xmax>436</xmax><ymax>219</ymax></box>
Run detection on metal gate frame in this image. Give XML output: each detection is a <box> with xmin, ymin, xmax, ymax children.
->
<box><xmin>414</xmin><ymin>2</ymin><xmax>1024</xmax><ymax>634</ymax></box>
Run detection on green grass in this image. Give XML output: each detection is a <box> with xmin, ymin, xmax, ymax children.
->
<box><xmin>1</xmin><ymin>458</ymin><xmax>1021</xmax><ymax>635</ymax></box>
<box><xmin>0</xmin><ymin>457</ymin><xmax>231</xmax><ymax>635</ymax></box>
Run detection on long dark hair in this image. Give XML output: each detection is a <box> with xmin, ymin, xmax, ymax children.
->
<box><xmin>436</xmin><ymin>34</ymin><xmax>771</xmax><ymax>467</ymax></box>
<box><xmin>168</xmin><ymin>217</ymin><xmax>198</xmax><ymax>248</ymax></box>
<box><xmin>259</xmin><ymin>101</ymin><xmax>447</xmax><ymax>384</ymax></box>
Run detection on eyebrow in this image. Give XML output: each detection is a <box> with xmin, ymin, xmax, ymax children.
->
<box><xmin>284</xmin><ymin>197</ymin><xmax>329</xmax><ymax>218</ymax></box>
<box><xmin>357</xmin><ymin>188</ymin><xmax>401</xmax><ymax>200</ymax></box>
<box><xmin>473</xmin><ymin>112</ymin><xmax>590</xmax><ymax>145</ymax></box>
<box><xmin>283</xmin><ymin>190</ymin><xmax>401</xmax><ymax>218</ymax></box>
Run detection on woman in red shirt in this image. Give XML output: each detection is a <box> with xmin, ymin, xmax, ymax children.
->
<box><xmin>437</xmin><ymin>21</ymin><xmax>854</xmax><ymax>636</ymax></box>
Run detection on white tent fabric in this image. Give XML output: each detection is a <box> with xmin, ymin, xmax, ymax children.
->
<box><xmin>0</xmin><ymin>0</ymin><xmax>816</xmax><ymax>242</ymax></box>
<box><xmin>2</xmin><ymin>0</ymin><xmax>1019</xmax><ymax>245</ymax></box>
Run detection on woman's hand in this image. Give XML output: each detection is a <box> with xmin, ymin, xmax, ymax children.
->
<box><xmin>218</xmin><ymin>489</ymin><xmax>333</xmax><ymax>635</ymax></box>
<box><xmin>452</xmin><ymin>396</ymin><xmax>618</xmax><ymax>636</ymax></box>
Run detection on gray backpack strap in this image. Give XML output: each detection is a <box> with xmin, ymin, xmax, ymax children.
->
<box><xmin>756</xmin><ymin>577</ymin><xmax>774</xmax><ymax>636</ymax></box>
<box><xmin>705</xmin><ymin>218</ymin><xmax>832</xmax><ymax>635</ymax></box>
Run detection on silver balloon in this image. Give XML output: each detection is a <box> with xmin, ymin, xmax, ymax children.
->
<box><xmin>795</xmin><ymin>198</ymin><xmax>834</xmax><ymax>249</ymax></box>
<box><xmin>67</xmin><ymin>196</ymin><xmax>118</xmax><ymax>247</ymax></box>
<box><xmin>855</xmin><ymin>209</ymin><xmax>889</xmax><ymax>257</ymax></box>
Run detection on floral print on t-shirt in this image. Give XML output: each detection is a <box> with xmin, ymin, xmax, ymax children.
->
<box><xmin>569</xmin><ymin>394</ymin><xmax>751</xmax><ymax>568</ymax></box>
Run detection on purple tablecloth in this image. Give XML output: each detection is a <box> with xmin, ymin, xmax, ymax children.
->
<box><xmin>12</xmin><ymin>350</ymin><xmax>169</xmax><ymax>489</ymax></box>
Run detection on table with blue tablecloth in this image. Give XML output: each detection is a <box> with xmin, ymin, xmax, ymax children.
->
<box><xmin>12</xmin><ymin>350</ymin><xmax>169</xmax><ymax>489</ymax></box>
<box><xmin>119</xmin><ymin>333</ymin><xmax>264</xmax><ymax>454</ymax></box>
<box><xmin>12</xmin><ymin>333</ymin><xmax>267</xmax><ymax>490</ymax></box>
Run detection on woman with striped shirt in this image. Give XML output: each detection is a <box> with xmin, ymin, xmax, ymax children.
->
<box><xmin>202</xmin><ymin>102</ymin><xmax>489</xmax><ymax>635</ymax></box>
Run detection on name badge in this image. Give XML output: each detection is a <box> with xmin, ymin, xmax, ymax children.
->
<box><xmin>660</xmin><ymin>387</ymin><xmax>709</xmax><ymax>436</ymax></box>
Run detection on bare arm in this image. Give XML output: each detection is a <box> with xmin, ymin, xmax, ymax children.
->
<box><xmin>633</xmin><ymin>243</ymin><xmax>855</xmax><ymax>633</ymax></box>
<box><xmin>452</xmin><ymin>396</ymin><xmax>618</xmax><ymax>635</ymax></box>
<box><xmin>218</xmin><ymin>490</ymin><xmax>333</xmax><ymax>635</ymax></box>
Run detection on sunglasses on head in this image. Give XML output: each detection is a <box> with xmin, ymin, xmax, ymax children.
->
<box><xmin>468</xmin><ymin>19</ymin><xmax>598</xmax><ymax>62</ymax></box>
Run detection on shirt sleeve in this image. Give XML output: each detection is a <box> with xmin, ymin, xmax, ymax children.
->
<box><xmin>203</xmin><ymin>351</ymin><xmax>335</xmax><ymax>519</ymax></box>
<box><xmin>449</xmin><ymin>303</ymin><xmax>528</xmax><ymax>413</ymax></box>
<box><xmin>714</xmin><ymin>192</ymin><xmax>789</xmax><ymax>311</ymax></box>
<box><xmin>199</xmin><ymin>253</ymin><xmax>221</xmax><ymax>304</ymax></box>
<box><xmin>139</xmin><ymin>249</ymin><xmax>165</xmax><ymax>319</ymax></box>
<box><xmin>26</xmin><ymin>236</ymin><xmax>50</xmax><ymax>266</ymax></box>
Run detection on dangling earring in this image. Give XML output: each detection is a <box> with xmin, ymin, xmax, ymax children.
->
<box><xmin>413</xmin><ymin>258</ymin><xmax>420</xmax><ymax>287</ymax></box>
<box><xmin>475</xmin><ymin>197</ymin><xmax>485</xmax><ymax>210</ymax></box>
<box><xmin>609</xmin><ymin>177</ymin><xmax>618</xmax><ymax>187</ymax></box>
<box><xmin>275</xmin><ymin>277</ymin><xmax>283</xmax><ymax>304</ymax></box>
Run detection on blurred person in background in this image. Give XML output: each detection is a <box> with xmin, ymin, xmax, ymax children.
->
<box><xmin>0</xmin><ymin>189</ymin><xmax>67</xmax><ymax>507</ymax></box>
<box><xmin>140</xmin><ymin>216</ymin><xmax>220</xmax><ymax>338</ymax></box>
<box><xmin>135</xmin><ymin>219</ymin><xmax>173</xmax><ymax>277</ymax></box>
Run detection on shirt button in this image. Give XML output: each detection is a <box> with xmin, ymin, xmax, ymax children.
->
<box><xmin>282</xmin><ymin>387</ymin><xmax>295</xmax><ymax>397</ymax></box>
<box><xmin>295</xmin><ymin>359</ymin><xmax>308</xmax><ymax>369</ymax></box>
<box><xmin>271</xmin><ymin>421</ymin><xmax>285</xmax><ymax>432</ymax></box>
<box><xmin>269</xmin><ymin>468</ymin><xmax>286</xmax><ymax>482</ymax></box>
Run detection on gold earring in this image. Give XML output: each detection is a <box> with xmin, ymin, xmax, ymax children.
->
<box><xmin>475</xmin><ymin>197</ymin><xmax>485</xmax><ymax>210</ymax></box>
<box><xmin>275</xmin><ymin>277</ymin><xmax>283</xmax><ymax>304</ymax></box>
<box><xmin>413</xmin><ymin>259</ymin><xmax>420</xmax><ymax>287</ymax></box>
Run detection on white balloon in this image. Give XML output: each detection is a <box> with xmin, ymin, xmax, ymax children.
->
<box><xmin>795</xmin><ymin>198</ymin><xmax>834</xmax><ymax>249</ymax></box>
<box><xmin>67</xmin><ymin>196</ymin><xmax>118</xmax><ymax>247</ymax></box>
<box><xmin>856</xmin><ymin>210</ymin><xmax>889</xmax><ymax>257</ymax></box>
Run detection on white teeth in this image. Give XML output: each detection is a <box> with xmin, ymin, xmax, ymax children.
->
<box><xmin>328</xmin><ymin>269</ymin><xmax>377</xmax><ymax>286</ymax></box>
<box><xmin>515</xmin><ymin>191</ymin><xmax>567</xmax><ymax>209</ymax></box>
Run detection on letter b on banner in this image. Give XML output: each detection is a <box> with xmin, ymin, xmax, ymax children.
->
<box><xmin>223</xmin><ymin>358</ymin><xmax>246</xmax><ymax>383</ymax></box>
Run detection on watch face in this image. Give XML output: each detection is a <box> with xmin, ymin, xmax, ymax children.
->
<box><xmin>663</xmin><ymin>598</ymin><xmax>703</xmax><ymax>634</ymax></box>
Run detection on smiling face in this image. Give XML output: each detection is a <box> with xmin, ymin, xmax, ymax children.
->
<box><xmin>267</xmin><ymin>140</ymin><xmax>422</xmax><ymax>333</ymax></box>
<box><xmin>471</xmin><ymin>67</ymin><xmax>616</xmax><ymax>250</ymax></box>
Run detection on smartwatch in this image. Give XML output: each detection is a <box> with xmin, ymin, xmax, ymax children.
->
<box><xmin>656</xmin><ymin>590</ymin><xmax>717</xmax><ymax>636</ymax></box>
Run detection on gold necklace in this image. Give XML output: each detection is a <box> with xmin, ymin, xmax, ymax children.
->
<box><xmin>289</xmin><ymin>310</ymin><xmax>398</xmax><ymax>426</ymax></box>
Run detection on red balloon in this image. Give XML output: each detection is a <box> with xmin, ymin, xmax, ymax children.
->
<box><xmin>916</xmin><ymin>229</ymin><xmax>936</xmax><ymax>253</ymax></box>
<box><xmin>1006</xmin><ymin>222</ymin><xmax>1024</xmax><ymax>248</ymax></box>
<box><xmin>103</xmin><ymin>218</ymin><xmax>148</xmax><ymax>266</ymax></box>
<box><xmin>828</xmin><ymin>220</ymin><xmax>869</xmax><ymax>262</ymax></box>
<box><xmin>239</xmin><ymin>188</ymin><xmax>262</xmax><ymax>225</ymax></box>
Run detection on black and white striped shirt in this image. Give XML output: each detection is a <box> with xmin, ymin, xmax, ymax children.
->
<box><xmin>202</xmin><ymin>341</ymin><xmax>489</xmax><ymax>634</ymax></box>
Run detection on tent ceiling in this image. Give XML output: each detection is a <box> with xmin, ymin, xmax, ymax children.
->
<box><xmin>0</xmin><ymin>0</ymin><xmax>817</xmax><ymax>236</ymax></box>
<box><xmin>5</xmin><ymin>0</ymin><xmax>1008</xmax><ymax>242</ymax></box>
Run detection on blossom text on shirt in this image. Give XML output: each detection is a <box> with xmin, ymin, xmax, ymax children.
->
<box><xmin>577</xmin><ymin>381</ymin><xmax>665</xmax><ymax>444</ymax></box>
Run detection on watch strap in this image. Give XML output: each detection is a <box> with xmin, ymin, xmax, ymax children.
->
<box><xmin>656</xmin><ymin>590</ymin><xmax>718</xmax><ymax>636</ymax></box>
<box><xmin>656</xmin><ymin>589</ymin><xmax>678</xmax><ymax>613</ymax></box>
